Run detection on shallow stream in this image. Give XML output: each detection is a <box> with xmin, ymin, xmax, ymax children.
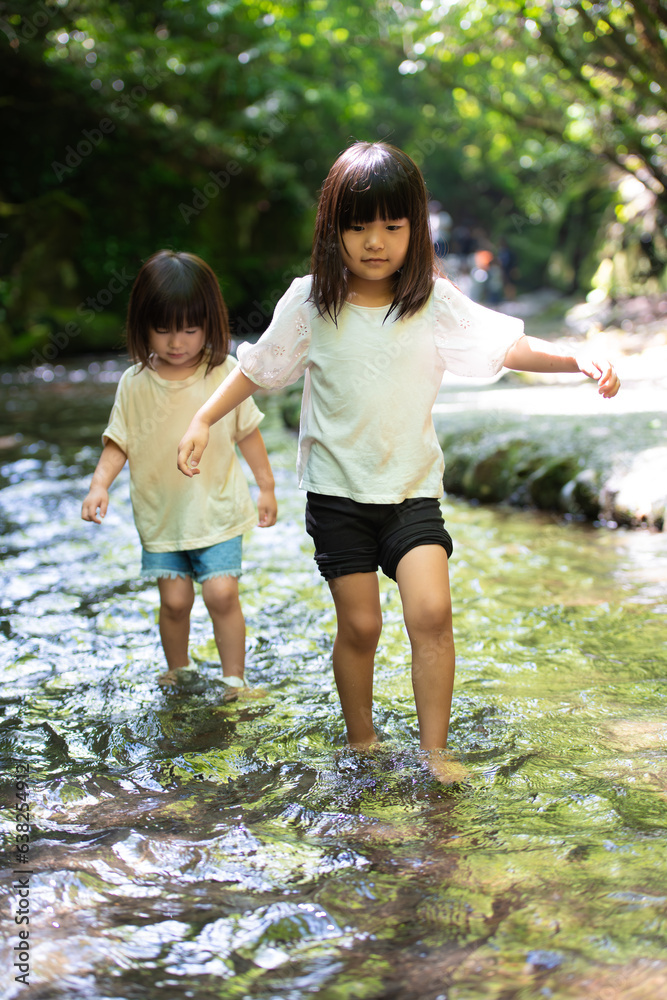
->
<box><xmin>1</xmin><ymin>360</ymin><xmax>666</xmax><ymax>1000</ymax></box>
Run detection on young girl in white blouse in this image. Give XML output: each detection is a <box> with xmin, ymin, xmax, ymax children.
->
<box><xmin>177</xmin><ymin>143</ymin><xmax>619</xmax><ymax>765</ymax></box>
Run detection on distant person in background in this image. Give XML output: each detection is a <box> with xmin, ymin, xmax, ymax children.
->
<box><xmin>471</xmin><ymin>249</ymin><xmax>504</xmax><ymax>304</ymax></box>
<box><xmin>177</xmin><ymin>141</ymin><xmax>621</xmax><ymax>776</ymax></box>
<box><xmin>82</xmin><ymin>250</ymin><xmax>277</xmax><ymax>695</ymax></box>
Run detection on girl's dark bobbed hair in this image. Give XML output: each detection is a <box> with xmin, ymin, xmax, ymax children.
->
<box><xmin>126</xmin><ymin>250</ymin><xmax>230</xmax><ymax>374</ymax></box>
<box><xmin>310</xmin><ymin>141</ymin><xmax>435</xmax><ymax>323</ymax></box>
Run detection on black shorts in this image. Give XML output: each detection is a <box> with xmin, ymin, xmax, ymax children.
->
<box><xmin>305</xmin><ymin>492</ymin><xmax>453</xmax><ymax>582</ymax></box>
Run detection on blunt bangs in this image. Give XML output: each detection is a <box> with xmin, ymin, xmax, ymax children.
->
<box><xmin>142</xmin><ymin>261</ymin><xmax>209</xmax><ymax>333</ymax></box>
<box><xmin>310</xmin><ymin>141</ymin><xmax>435</xmax><ymax>324</ymax></box>
<box><xmin>337</xmin><ymin>158</ymin><xmax>414</xmax><ymax>230</ymax></box>
<box><xmin>127</xmin><ymin>251</ymin><xmax>230</xmax><ymax>373</ymax></box>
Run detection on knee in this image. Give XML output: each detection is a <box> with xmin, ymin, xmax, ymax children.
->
<box><xmin>406</xmin><ymin>596</ymin><xmax>452</xmax><ymax>640</ymax></box>
<box><xmin>203</xmin><ymin>578</ymin><xmax>240</xmax><ymax>618</ymax></box>
<box><xmin>160</xmin><ymin>591</ymin><xmax>194</xmax><ymax>621</ymax></box>
<box><xmin>339</xmin><ymin>610</ymin><xmax>383</xmax><ymax>651</ymax></box>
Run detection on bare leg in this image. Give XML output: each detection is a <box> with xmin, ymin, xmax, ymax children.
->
<box><xmin>395</xmin><ymin>545</ymin><xmax>455</xmax><ymax>751</ymax></box>
<box><xmin>201</xmin><ymin>575</ymin><xmax>245</xmax><ymax>680</ymax></box>
<box><xmin>328</xmin><ymin>573</ymin><xmax>383</xmax><ymax>747</ymax></box>
<box><xmin>157</xmin><ymin>576</ymin><xmax>195</xmax><ymax>684</ymax></box>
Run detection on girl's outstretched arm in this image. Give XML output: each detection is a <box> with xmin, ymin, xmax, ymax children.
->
<box><xmin>503</xmin><ymin>335</ymin><xmax>621</xmax><ymax>398</ymax></box>
<box><xmin>81</xmin><ymin>440</ymin><xmax>127</xmax><ymax>524</ymax></box>
<box><xmin>177</xmin><ymin>367</ymin><xmax>259</xmax><ymax>476</ymax></box>
<box><xmin>237</xmin><ymin>427</ymin><xmax>277</xmax><ymax>527</ymax></box>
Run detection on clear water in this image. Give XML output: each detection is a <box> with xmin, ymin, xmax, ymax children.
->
<box><xmin>1</xmin><ymin>362</ymin><xmax>666</xmax><ymax>1000</ymax></box>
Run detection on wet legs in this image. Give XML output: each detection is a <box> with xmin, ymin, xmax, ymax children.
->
<box><xmin>201</xmin><ymin>575</ymin><xmax>245</xmax><ymax>682</ymax></box>
<box><xmin>156</xmin><ymin>575</ymin><xmax>245</xmax><ymax>686</ymax></box>
<box><xmin>157</xmin><ymin>576</ymin><xmax>195</xmax><ymax>671</ymax></box>
<box><xmin>328</xmin><ymin>572</ymin><xmax>383</xmax><ymax>747</ymax></box>
<box><xmin>395</xmin><ymin>545</ymin><xmax>455</xmax><ymax>750</ymax></box>
<box><xmin>327</xmin><ymin>546</ymin><xmax>455</xmax><ymax>751</ymax></box>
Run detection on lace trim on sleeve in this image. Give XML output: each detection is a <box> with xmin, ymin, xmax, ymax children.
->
<box><xmin>236</xmin><ymin>280</ymin><xmax>312</xmax><ymax>389</ymax></box>
<box><xmin>433</xmin><ymin>277</ymin><xmax>524</xmax><ymax>377</ymax></box>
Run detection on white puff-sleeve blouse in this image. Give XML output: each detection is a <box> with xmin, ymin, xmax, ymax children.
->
<box><xmin>236</xmin><ymin>276</ymin><xmax>313</xmax><ymax>390</ymax></box>
<box><xmin>236</xmin><ymin>274</ymin><xmax>524</xmax><ymax>503</ymax></box>
<box><xmin>238</xmin><ymin>275</ymin><xmax>523</xmax><ymax>384</ymax></box>
<box><xmin>432</xmin><ymin>277</ymin><xmax>524</xmax><ymax>376</ymax></box>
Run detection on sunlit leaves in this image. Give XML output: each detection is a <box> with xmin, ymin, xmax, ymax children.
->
<box><xmin>2</xmin><ymin>0</ymin><xmax>665</xmax><ymax>358</ymax></box>
<box><xmin>398</xmin><ymin>0</ymin><xmax>666</xmax><ymax>203</ymax></box>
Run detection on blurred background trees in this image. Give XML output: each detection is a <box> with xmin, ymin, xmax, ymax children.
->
<box><xmin>1</xmin><ymin>0</ymin><xmax>665</xmax><ymax>362</ymax></box>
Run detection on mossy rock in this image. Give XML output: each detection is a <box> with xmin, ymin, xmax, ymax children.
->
<box><xmin>560</xmin><ymin>468</ymin><xmax>602</xmax><ymax>519</ymax></box>
<box><xmin>527</xmin><ymin>457</ymin><xmax>582</xmax><ymax>510</ymax></box>
<box><xmin>461</xmin><ymin>441</ymin><xmax>543</xmax><ymax>504</ymax></box>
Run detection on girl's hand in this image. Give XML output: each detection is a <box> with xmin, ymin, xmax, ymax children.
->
<box><xmin>575</xmin><ymin>356</ymin><xmax>621</xmax><ymax>398</ymax></box>
<box><xmin>82</xmin><ymin>487</ymin><xmax>109</xmax><ymax>524</ymax></box>
<box><xmin>177</xmin><ymin>419</ymin><xmax>210</xmax><ymax>476</ymax></box>
<box><xmin>257</xmin><ymin>487</ymin><xmax>278</xmax><ymax>527</ymax></box>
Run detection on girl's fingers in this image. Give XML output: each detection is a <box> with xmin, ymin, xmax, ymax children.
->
<box><xmin>598</xmin><ymin>367</ymin><xmax>620</xmax><ymax>397</ymax></box>
<box><xmin>177</xmin><ymin>441</ymin><xmax>196</xmax><ymax>476</ymax></box>
<box><xmin>577</xmin><ymin>357</ymin><xmax>620</xmax><ymax>398</ymax></box>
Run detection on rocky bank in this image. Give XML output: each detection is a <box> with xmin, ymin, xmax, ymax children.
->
<box><xmin>434</xmin><ymin>292</ymin><xmax>667</xmax><ymax>530</ymax></box>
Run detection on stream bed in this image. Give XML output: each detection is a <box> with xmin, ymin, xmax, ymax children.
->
<box><xmin>1</xmin><ymin>360</ymin><xmax>666</xmax><ymax>1000</ymax></box>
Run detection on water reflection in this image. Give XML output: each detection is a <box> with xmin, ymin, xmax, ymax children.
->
<box><xmin>1</xmin><ymin>362</ymin><xmax>666</xmax><ymax>999</ymax></box>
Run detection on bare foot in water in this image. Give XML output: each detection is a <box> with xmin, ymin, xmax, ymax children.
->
<box><xmin>347</xmin><ymin>735</ymin><xmax>381</xmax><ymax>751</ymax></box>
<box><xmin>157</xmin><ymin>667</ymin><xmax>182</xmax><ymax>688</ymax></box>
<box><xmin>424</xmin><ymin>749</ymin><xmax>470</xmax><ymax>785</ymax></box>
<box><xmin>158</xmin><ymin>666</ymin><xmax>206</xmax><ymax>692</ymax></box>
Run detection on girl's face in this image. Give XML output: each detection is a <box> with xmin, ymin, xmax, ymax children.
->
<box><xmin>340</xmin><ymin>215</ymin><xmax>411</xmax><ymax>286</ymax></box>
<box><xmin>149</xmin><ymin>324</ymin><xmax>206</xmax><ymax>376</ymax></box>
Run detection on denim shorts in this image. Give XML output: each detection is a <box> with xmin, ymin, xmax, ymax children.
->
<box><xmin>140</xmin><ymin>535</ymin><xmax>243</xmax><ymax>583</ymax></box>
<box><xmin>305</xmin><ymin>493</ymin><xmax>453</xmax><ymax>582</ymax></box>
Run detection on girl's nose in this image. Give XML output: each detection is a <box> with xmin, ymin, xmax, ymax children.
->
<box><xmin>365</xmin><ymin>228</ymin><xmax>384</xmax><ymax>249</ymax></box>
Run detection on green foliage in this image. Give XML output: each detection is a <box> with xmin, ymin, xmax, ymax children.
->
<box><xmin>0</xmin><ymin>0</ymin><xmax>665</xmax><ymax>361</ymax></box>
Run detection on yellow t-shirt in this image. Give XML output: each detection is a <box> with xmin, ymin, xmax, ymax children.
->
<box><xmin>103</xmin><ymin>356</ymin><xmax>263</xmax><ymax>552</ymax></box>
